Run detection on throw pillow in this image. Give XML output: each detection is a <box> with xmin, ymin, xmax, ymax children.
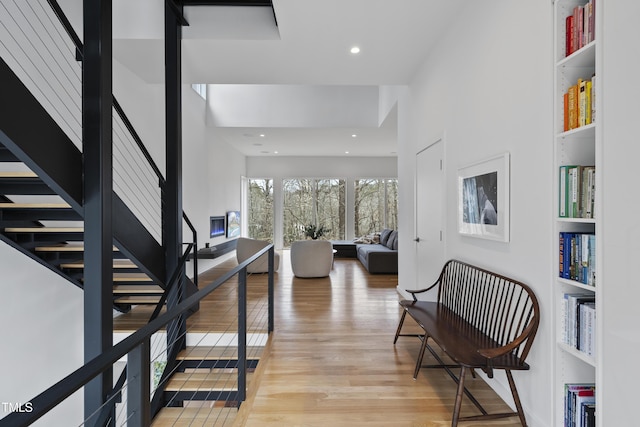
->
<box><xmin>392</xmin><ymin>232</ymin><xmax>399</xmax><ymax>250</ymax></box>
<box><xmin>380</xmin><ymin>228</ymin><xmax>392</xmax><ymax>246</ymax></box>
<box><xmin>386</xmin><ymin>230</ymin><xmax>397</xmax><ymax>250</ymax></box>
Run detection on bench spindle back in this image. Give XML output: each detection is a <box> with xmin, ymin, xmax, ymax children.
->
<box><xmin>437</xmin><ymin>260</ymin><xmax>538</xmax><ymax>362</ymax></box>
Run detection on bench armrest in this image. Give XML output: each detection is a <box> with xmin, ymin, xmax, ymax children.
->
<box><xmin>404</xmin><ymin>280</ymin><xmax>439</xmax><ymax>302</ymax></box>
<box><xmin>477</xmin><ymin>321</ymin><xmax>537</xmax><ymax>360</ymax></box>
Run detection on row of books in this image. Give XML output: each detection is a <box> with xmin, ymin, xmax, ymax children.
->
<box><xmin>565</xmin><ymin>383</ymin><xmax>596</xmax><ymax>427</ymax></box>
<box><xmin>561</xmin><ymin>292</ymin><xmax>596</xmax><ymax>356</ymax></box>
<box><xmin>559</xmin><ymin>165</ymin><xmax>595</xmax><ymax>219</ymax></box>
<box><xmin>565</xmin><ymin>0</ymin><xmax>595</xmax><ymax>57</ymax></box>
<box><xmin>559</xmin><ymin>232</ymin><xmax>596</xmax><ymax>286</ymax></box>
<box><xmin>563</xmin><ymin>75</ymin><xmax>596</xmax><ymax>131</ymax></box>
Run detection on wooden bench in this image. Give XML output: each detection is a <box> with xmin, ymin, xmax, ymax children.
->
<box><xmin>394</xmin><ymin>259</ymin><xmax>540</xmax><ymax>427</ymax></box>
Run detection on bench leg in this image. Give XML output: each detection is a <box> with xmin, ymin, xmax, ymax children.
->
<box><xmin>451</xmin><ymin>366</ymin><xmax>467</xmax><ymax>427</ymax></box>
<box><xmin>413</xmin><ymin>335</ymin><xmax>429</xmax><ymax>379</ymax></box>
<box><xmin>506</xmin><ymin>370</ymin><xmax>528</xmax><ymax>427</ymax></box>
<box><xmin>393</xmin><ymin>309</ymin><xmax>407</xmax><ymax>344</ymax></box>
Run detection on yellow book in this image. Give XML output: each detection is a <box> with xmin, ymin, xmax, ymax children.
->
<box><xmin>568</xmin><ymin>84</ymin><xmax>579</xmax><ymax>130</ymax></box>
<box><xmin>585</xmin><ymin>80</ymin><xmax>592</xmax><ymax>125</ymax></box>
<box><xmin>578</xmin><ymin>79</ymin><xmax>586</xmax><ymax>127</ymax></box>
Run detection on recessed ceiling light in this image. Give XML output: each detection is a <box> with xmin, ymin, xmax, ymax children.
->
<box><xmin>345</xmin><ymin>151</ymin><xmax>350</xmax><ymax>154</ymax></box>
<box><xmin>274</xmin><ymin>151</ymin><xmax>279</xmax><ymax>154</ymax></box>
<box><xmin>259</xmin><ymin>134</ymin><xmax>265</xmax><ymax>137</ymax></box>
<box><xmin>350</xmin><ymin>46</ymin><xmax>360</xmax><ymax>54</ymax></box>
<box><xmin>351</xmin><ymin>134</ymin><xmax>357</xmax><ymax>138</ymax></box>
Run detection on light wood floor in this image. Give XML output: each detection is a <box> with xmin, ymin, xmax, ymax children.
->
<box><xmin>119</xmin><ymin>252</ymin><xmax>523</xmax><ymax>426</ymax></box>
<box><xmin>238</xmin><ymin>253</ymin><xmax>520</xmax><ymax>427</ymax></box>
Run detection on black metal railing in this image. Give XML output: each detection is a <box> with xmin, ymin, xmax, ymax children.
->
<box><xmin>0</xmin><ymin>1</ymin><xmax>208</xmax><ymax>424</ymax></box>
<box><xmin>0</xmin><ymin>244</ymin><xmax>276</xmax><ymax>426</ymax></box>
<box><xmin>47</xmin><ymin>0</ymin><xmax>199</xmax><ymax>280</ymax></box>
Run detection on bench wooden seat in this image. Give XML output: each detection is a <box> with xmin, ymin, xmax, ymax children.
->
<box><xmin>394</xmin><ymin>259</ymin><xmax>539</xmax><ymax>427</ymax></box>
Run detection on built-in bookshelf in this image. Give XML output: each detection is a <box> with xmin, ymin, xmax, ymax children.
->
<box><xmin>554</xmin><ymin>1</ymin><xmax>599</xmax><ymax>426</ymax></box>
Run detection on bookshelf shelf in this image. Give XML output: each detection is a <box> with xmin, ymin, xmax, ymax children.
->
<box><xmin>559</xmin><ymin>277</ymin><xmax>596</xmax><ymax>292</ymax></box>
<box><xmin>557</xmin><ymin>217</ymin><xmax>595</xmax><ymax>224</ymax></box>
<box><xmin>557</xmin><ymin>41</ymin><xmax>596</xmax><ymax>68</ymax></box>
<box><xmin>557</xmin><ymin>342</ymin><xmax>596</xmax><ymax>367</ymax></box>
<box><xmin>556</xmin><ymin>123</ymin><xmax>595</xmax><ymax>139</ymax></box>
<box><xmin>554</xmin><ymin>1</ymin><xmax>599</xmax><ymax>426</ymax></box>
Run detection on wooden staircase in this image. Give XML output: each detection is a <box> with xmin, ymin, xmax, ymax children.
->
<box><xmin>152</xmin><ymin>346</ymin><xmax>262</xmax><ymax>425</ymax></box>
<box><xmin>0</xmin><ymin>57</ymin><xmax>169</xmax><ymax>312</ymax></box>
<box><xmin>0</xmin><ymin>168</ymin><xmax>166</xmax><ymax>311</ymax></box>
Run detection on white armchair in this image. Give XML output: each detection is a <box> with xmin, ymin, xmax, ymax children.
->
<box><xmin>236</xmin><ymin>237</ymin><xmax>280</xmax><ymax>273</ymax></box>
<box><xmin>290</xmin><ymin>240</ymin><xmax>333</xmax><ymax>278</ymax></box>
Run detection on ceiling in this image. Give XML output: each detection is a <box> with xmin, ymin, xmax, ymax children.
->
<box><xmin>112</xmin><ymin>0</ymin><xmax>467</xmax><ymax>157</ymax></box>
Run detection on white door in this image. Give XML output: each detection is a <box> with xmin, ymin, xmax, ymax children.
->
<box><xmin>415</xmin><ymin>139</ymin><xmax>445</xmax><ymax>295</ymax></box>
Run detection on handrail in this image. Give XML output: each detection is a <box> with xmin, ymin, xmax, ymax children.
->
<box><xmin>47</xmin><ymin>0</ymin><xmax>166</xmax><ymax>189</ymax></box>
<box><xmin>183</xmin><ymin>212</ymin><xmax>198</xmax><ymax>287</ymax></box>
<box><xmin>46</xmin><ymin>0</ymin><xmax>83</xmax><ymax>57</ymax></box>
<box><xmin>0</xmin><ymin>244</ymin><xmax>276</xmax><ymax>426</ymax></box>
<box><xmin>112</xmin><ymin>97</ymin><xmax>165</xmax><ymax>186</ymax></box>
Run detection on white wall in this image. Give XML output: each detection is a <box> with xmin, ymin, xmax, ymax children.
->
<box><xmin>208</xmin><ymin>85</ymin><xmax>379</xmax><ymax>128</ymax></box>
<box><xmin>203</xmin><ymin>127</ymin><xmax>247</xmax><ymax>253</ymax></box>
<box><xmin>397</xmin><ymin>1</ymin><xmax>553</xmax><ymax>426</ymax></box>
<box><xmin>0</xmin><ymin>243</ymin><xmax>84</xmax><ymax>425</ymax></box>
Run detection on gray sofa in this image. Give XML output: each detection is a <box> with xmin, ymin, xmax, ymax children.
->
<box><xmin>356</xmin><ymin>229</ymin><xmax>398</xmax><ymax>274</ymax></box>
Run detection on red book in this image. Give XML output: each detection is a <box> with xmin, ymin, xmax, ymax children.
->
<box><xmin>566</xmin><ymin>15</ymin><xmax>575</xmax><ymax>56</ymax></box>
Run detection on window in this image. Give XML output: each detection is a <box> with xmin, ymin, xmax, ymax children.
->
<box><xmin>191</xmin><ymin>83</ymin><xmax>206</xmax><ymax>100</ymax></box>
<box><xmin>354</xmin><ymin>178</ymin><xmax>398</xmax><ymax>236</ymax></box>
<box><xmin>282</xmin><ymin>178</ymin><xmax>345</xmax><ymax>247</ymax></box>
<box><xmin>247</xmin><ymin>179</ymin><xmax>274</xmax><ymax>242</ymax></box>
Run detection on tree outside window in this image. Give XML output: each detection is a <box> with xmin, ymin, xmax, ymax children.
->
<box><xmin>282</xmin><ymin>178</ymin><xmax>345</xmax><ymax>247</ymax></box>
<box><xmin>247</xmin><ymin>178</ymin><xmax>274</xmax><ymax>242</ymax></box>
<box><xmin>246</xmin><ymin>177</ymin><xmax>397</xmax><ymax>247</ymax></box>
<box><xmin>354</xmin><ymin>178</ymin><xmax>398</xmax><ymax>237</ymax></box>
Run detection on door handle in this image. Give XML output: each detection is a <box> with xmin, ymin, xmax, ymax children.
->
<box><xmin>414</xmin><ymin>237</ymin><xmax>420</xmax><ymax>242</ymax></box>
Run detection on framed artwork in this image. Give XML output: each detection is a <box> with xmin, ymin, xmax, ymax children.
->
<box><xmin>458</xmin><ymin>152</ymin><xmax>510</xmax><ymax>242</ymax></box>
<box><xmin>226</xmin><ymin>210</ymin><xmax>240</xmax><ymax>238</ymax></box>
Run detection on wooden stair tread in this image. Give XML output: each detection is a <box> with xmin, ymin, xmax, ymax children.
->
<box><xmin>112</xmin><ymin>273</ymin><xmax>151</xmax><ymax>282</ymax></box>
<box><xmin>0</xmin><ymin>202</ymin><xmax>71</xmax><ymax>208</ymax></box>
<box><xmin>0</xmin><ymin>171</ymin><xmax>38</xmax><ymax>178</ymax></box>
<box><xmin>113</xmin><ymin>295</ymin><xmax>161</xmax><ymax>304</ymax></box>
<box><xmin>152</xmin><ymin>407</ymin><xmax>236</xmax><ymax>426</ymax></box>
<box><xmin>4</xmin><ymin>227</ymin><xmax>83</xmax><ymax>233</ymax></box>
<box><xmin>165</xmin><ymin>372</ymin><xmax>249</xmax><ymax>392</ymax></box>
<box><xmin>177</xmin><ymin>346</ymin><xmax>262</xmax><ymax>361</ymax></box>
<box><xmin>112</xmin><ymin>285</ymin><xmax>163</xmax><ymax>294</ymax></box>
<box><xmin>35</xmin><ymin>243</ymin><xmax>118</xmax><ymax>252</ymax></box>
<box><xmin>77</xmin><ymin>273</ymin><xmax>151</xmax><ymax>283</ymax></box>
<box><xmin>61</xmin><ymin>260</ymin><xmax>136</xmax><ymax>269</ymax></box>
